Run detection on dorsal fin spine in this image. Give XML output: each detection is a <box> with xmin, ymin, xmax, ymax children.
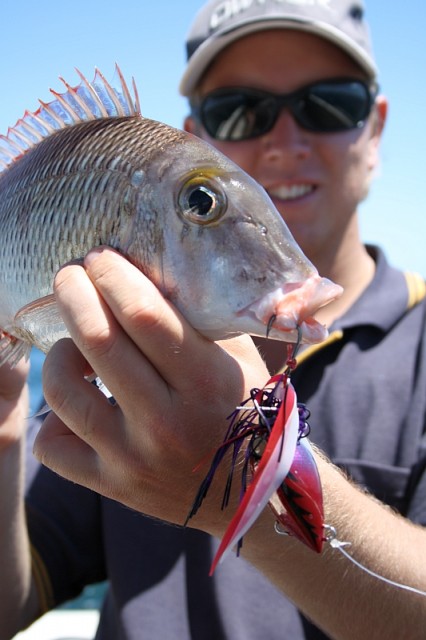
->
<box><xmin>38</xmin><ymin>99</ymin><xmax>65</xmax><ymax>128</ymax></box>
<box><xmin>132</xmin><ymin>77</ymin><xmax>141</xmax><ymax>115</ymax></box>
<box><xmin>59</xmin><ymin>77</ymin><xmax>96</xmax><ymax>120</ymax></box>
<box><xmin>26</xmin><ymin>109</ymin><xmax>56</xmax><ymax>136</ymax></box>
<box><xmin>6</xmin><ymin>129</ymin><xmax>28</xmax><ymax>152</ymax></box>
<box><xmin>16</xmin><ymin>117</ymin><xmax>44</xmax><ymax>143</ymax></box>
<box><xmin>0</xmin><ymin>137</ymin><xmax>20</xmax><ymax>159</ymax></box>
<box><xmin>0</xmin><ymin>65</ymin><xmax>140</xmax><ymax>174</ymax></box>
<box><xmin>8</xmin><ymin>126</ymin><xmax>30</xmax><ymax>146</ymax></box>
<box><xmin>94</xmin><ymin>68</ymin><xmax>125</xmax><ymax>117</ymax></box>
<box><xmin>49</xmin><ymin>89</ymin><xmax>82</xmax><ymax>124</ymax></box>
<box><xmin>115</xmin><ymin>65</ymin><xmax>136</xmax><ymax>116</ymax></box>
<box><xmin>74</xmin><ymin>68</ymin><xmax>109</xmax><ymax>118</ymax></box>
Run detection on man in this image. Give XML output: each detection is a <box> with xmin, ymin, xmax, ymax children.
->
<box><xmin>1</xmin><ymin>1</ymin><xmax>426</xmax><ymax>639</ymax></box>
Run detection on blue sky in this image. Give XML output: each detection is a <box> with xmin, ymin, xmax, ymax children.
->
<box><xmin>1</xmin><ymin>1</ymin><xmax>425</xmax><ymax>274</ymax></box>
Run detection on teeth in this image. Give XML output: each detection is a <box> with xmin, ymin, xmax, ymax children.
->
<box><xmin>269</xmin><ymin>184</ymin><xmax>313</xmax><ymax>200</ymax></box>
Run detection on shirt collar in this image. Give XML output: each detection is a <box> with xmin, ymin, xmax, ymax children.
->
<box><xmin>331</xmin><ymin>245</ymin><xmax>411</xmax><ymax>333</ymax></box>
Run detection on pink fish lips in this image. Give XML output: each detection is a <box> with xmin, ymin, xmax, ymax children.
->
<box><xmin>242</xmin><ymin>274</ymin><xmax>343</xmax><ymax>344</ymax></box>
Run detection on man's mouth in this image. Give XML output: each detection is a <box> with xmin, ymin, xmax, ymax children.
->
<box><xmin>267</xmin><ymin>184</ymin><xmax>315</xmax><ymax>201</ymax></box>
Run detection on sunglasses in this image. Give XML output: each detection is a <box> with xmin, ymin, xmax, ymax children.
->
<box><xmin>192</xmin><ymin>78</ymin><xmax>377</xmax><ymax>141</ymax></box>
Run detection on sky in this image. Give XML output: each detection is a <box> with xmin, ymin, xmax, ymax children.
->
<box><xmin>1</xmin><ymin>0</ymin><xmax>425</xmax><ymax>275</ymax></box>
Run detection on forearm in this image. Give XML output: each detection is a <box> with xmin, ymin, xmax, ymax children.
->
<box><xmin>238</xmin><ymin>457</ymin><xmax>426</xmax><ymax>640</ymax></box>
<box><xmin>0</xmin><ymin>399</ymin><xmax>40</xmax><ymax>639</ymax></box>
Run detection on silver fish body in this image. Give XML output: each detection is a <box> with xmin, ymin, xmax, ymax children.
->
<box><xmin>0</xmin><ymin>68</ymin><xmax>342</xmax><ymax>365</ymax></box>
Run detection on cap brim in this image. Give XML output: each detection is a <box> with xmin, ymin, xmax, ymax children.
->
<box><xmin>179</xmin><ymin>19</ymin><xmax>378</xmax><ymax>96</ymax></box>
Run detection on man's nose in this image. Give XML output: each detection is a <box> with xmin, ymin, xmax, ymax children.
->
<box><xmin>260</xmin><ymin>109</ymin><xmax>311</xmax><ymax>161</ymax></box>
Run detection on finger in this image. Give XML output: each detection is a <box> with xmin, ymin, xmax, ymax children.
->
<box><xmin>40</xmin><ymin>338</ymin><xmax>121</xmax><ymax>455</ymax></box>
<box><xmin>33</xmin><ymin>409</ymin><xmax>100</xmax><ymax>491</ymax></box>
<box><xmin>37</xmin><ymin>337</ymin><xmax>157</xmax><ymax>496</ymax></box>
<box><xmin>53</xmin><ymin>259</ymin><xmax>172</xmax><ymax>412</ymax></box>
<box><xmin>36</xmin><ymin>338</ymin><xmax>199</xmax><ymax>515</ymax></box>
<box><xmin>41</xmin><ymin>338</ymin><xmax>189</xmax><ymax>477</ymax></box>
<box><xmin>82</xmin><ymin>248</ymin><xmax>266</xmax><ymax>417</ymax></box>
<box><xmin>82</xmin><ymin>248</ymin><xmax>221</xmax><ymax>389</ymax></box>
<box><xmin>34</xmin><ymin>340</ymin><xmax>102</xmax><ymax>490</ymax></box>
<box><xmin>55</xmin><ymin>248</ymin><xmax>268</xmax><ymax>433</ymax></box>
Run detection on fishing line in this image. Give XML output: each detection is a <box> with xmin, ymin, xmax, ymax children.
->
<box><xmin>275</xmin><ymin>521</ymin><xmax>426</xmax><ymax>597</ymax></box>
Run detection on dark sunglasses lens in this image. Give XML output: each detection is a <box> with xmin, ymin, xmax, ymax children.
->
<box><xmin>201</xmin><ymin>93</ymin><xmax>276</xmax><ymax>141</ymax></box>
<box><xmin>199</xmin><ymin>81</ymin><xmax>373</xmax><ymax>140</ymax></box>
<box><xmin>296</xmin><ymin>81</ymin><xmax>372</xmax><ymax>131</ymax></box>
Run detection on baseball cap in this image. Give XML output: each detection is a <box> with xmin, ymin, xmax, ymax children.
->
<box><xmin>179</xmin><ymin>0</ymin><xmax>378</xmax><ymax>96</ymax></box>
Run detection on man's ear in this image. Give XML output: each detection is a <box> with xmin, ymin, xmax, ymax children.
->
<box><xmin>371</xmin><ymin>95</ymin><xmax>388</xmax><ymax>139</ymax></box>
<box><xmin>184</xmin><ymin>115</ymin><xmax>197</xmax><ymax>134</ymax></box>
<box><xmin>367</xmin><ymin>95</ymin><xmax>388</xmax><ymax>174</ymax></box>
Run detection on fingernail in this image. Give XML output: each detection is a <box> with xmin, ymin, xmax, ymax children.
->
<box><xmin>84</xmin><ymin>246</ymin><xmax>106</xmax><ymax>266</ymax></box>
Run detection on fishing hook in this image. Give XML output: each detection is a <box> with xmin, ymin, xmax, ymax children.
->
<box><xmin>266</xmin><ymin>314</ymin><xmax>277</xmax><ymax>338</ymax></box>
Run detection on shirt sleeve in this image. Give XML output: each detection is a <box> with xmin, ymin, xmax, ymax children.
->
<box><xmin>405</xmin><ymin>432</ymin><xmax>426</xmax><ymax>526</ymax></box>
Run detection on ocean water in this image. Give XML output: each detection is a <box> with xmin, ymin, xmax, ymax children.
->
<box><xmin>29</xmin><ymin>348</ymin><xmax>45</xmax><ymax>414</ymax></box>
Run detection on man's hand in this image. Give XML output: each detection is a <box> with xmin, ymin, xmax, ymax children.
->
<box><xmin>34</xmin><ymin>247</ymin><xmax>271</xmax><ymax>531</ymax></box>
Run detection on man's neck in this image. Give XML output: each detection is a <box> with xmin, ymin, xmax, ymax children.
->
<box><xmin>312</xmin><ymin>242</ymin><xmax>375</xmax><ymax>328</ymax></box>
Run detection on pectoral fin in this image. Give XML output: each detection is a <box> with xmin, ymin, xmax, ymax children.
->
<box><xmin>0</xmin><ymin>330</ymin><xmax>31</xmax><ymax>367</ymax></box>
<box><xmin>0</xmin><ymin>294</ymin><xmax>68</xmax><ymax>366</ymax></box>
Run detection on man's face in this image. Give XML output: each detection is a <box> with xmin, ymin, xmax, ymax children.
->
<box><xmin>186</xmin><ymin>30</ymin><xmax>386</xmax><ymax>265</ymax></box>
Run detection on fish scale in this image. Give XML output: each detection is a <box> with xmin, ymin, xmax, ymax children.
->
<box><xmin>0</xmin><ymin>65</ymin><xmax>342</xmax><ymax>366</ymax></box>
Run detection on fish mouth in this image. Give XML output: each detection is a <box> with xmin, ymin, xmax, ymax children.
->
<box><xmin>239</xmin><ymin>275</ymin><xmax>343</xmax><ymax>344</ymax></box>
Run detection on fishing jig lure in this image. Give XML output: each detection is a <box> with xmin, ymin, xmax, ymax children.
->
<box><xmin>186</xmin><ymin>338</ymin><xmax>325</xmax><ymax>574</ymax></box>
<box><xmin>187</xmin><ymin>344</ymin><xmax>426</xmax><ymax>598</ymax></box>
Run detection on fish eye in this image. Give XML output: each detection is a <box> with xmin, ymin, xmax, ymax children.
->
<box><xmin>178</xmin><ymin>177</ymin><xmax>227</xmax><ymax>225</ymax></box>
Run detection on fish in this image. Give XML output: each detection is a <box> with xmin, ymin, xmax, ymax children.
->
<box><xmin>0</xmin><ymin>65</ymin><xmax>342</xmax><ymax>366</ymax></box>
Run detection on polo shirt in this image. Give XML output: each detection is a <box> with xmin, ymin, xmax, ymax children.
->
<box><xmin>292</xmin><ymin>246</ymin><xmax>426</xmax><ymax>523</ymax></box>
<box><xmin>25</xmin><ymin>247</ymin><xmax>426</xmax><ymax>639</ymax></box>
